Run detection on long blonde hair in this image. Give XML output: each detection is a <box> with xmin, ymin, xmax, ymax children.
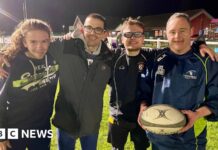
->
<box><xmin>1</xmin><ymin>19</ymin><xmax>52</xmax><ymax>59</ymax></box>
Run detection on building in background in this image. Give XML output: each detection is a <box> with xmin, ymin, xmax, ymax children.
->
<box><xmin>140</xmin><ymin>9</ymin><xmax>213</xmax><ymax>39</ymax></box>
<box><xmin>206</xmin><ymin>18</ymin><xmax>218</xmax><ymax>40</ymax></box>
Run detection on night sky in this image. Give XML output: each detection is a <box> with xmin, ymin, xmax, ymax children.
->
<box><xmin>0</xmin><ymin>0</ymin><xmax>218</xmax><ymax>34</ymax></box>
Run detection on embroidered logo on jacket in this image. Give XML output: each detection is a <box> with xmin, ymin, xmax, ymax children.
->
<box><xmin>156</xmin><ymin>65</ymin><xmax>165</xmax><ymax>76</ymax></box>
<box><xmin>118</xmin><ymin>65</ymin><xmax>125</xmax><ymax>70</ymax></box>
<box><xmin>183</xmin><ymin>70</ymin><xmax>197</xmax><ymax>80</ymax></box>
<box><xmin>138</xmin><ymin>62</ymin><xmax>144</xmax><ymax>72</ymax></box>
<box><xmin>87</xmin><ymin>59</ymin><xmax>94</xmax><ymax>66</ymax></box>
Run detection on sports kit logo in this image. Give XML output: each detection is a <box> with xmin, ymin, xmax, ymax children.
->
<box><xmin>118</xmin><ymin>65</ymin><xmax>125</xmax><ymax>70</ymax></box>
<box><xmin>157</xmin><ymin>54</ymin><xmax>166</xmax><ymax>62</ymax></box>
<box><xmin>183</xmin><ymin>70</ymin><xmax>197</xmax><ymax>80</ymax></box>
<box><xmin>154</xmin><ymin>109</ymin><xmax>170</xmax><ymax>120</ymax></box>
<box><xmin>138</xmin><ymin>62</ymin><xmax>144</xmax><ymax>72</ymax></box>
<box><xmin>156</xmin><ymin>65</ymin><xmax>165</xmax><ymax>76</ymax></box>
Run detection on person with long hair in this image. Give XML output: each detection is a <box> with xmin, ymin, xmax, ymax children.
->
<box><xmin>0</xmin><ymin>19</ymin><xmax>59</xmax><ymax>150</ymax></box>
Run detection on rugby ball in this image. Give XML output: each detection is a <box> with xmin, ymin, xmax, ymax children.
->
<box><xmin>140</xmin><ymin>104</ymin><xmax>186</xmax><ymax>135</ymax></box>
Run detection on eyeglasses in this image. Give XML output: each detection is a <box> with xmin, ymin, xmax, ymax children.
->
<box><xmin>83</xmin><ymin>25</ymin><xmax>105</xmax><ymax>34</ymax></box>
<box><xmin>122</xmin><ymin>32</ymin><xmax>144</xmax><ymax>38</ymax></box>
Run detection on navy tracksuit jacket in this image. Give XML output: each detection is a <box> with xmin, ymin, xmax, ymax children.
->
<box><xmin>139</xmin><ymin>48</ymin><xmax>218</xmax><ymax>150</ymax></box>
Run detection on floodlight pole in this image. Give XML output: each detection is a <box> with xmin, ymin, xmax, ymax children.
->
<box><xmin>23</xmin><ymin>0</ymin><xmax>27</xmax><ymax>20</ymax></box>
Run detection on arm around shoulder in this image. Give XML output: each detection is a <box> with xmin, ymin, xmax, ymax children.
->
<box><xmin>48</xmin><ymin>40</ymin><xmax>64</xmax><ymax>61</ymax></box>
<box><xmin>203</xmin><ymin>60</ymin><xmax>218</xmax><ymax>121</ymax></box>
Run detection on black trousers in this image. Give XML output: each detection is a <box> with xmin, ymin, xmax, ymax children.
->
<box><xmin>107</xmin><ymin>119</ymin><xmax>150</xmax><ymax>150</ymax></box>
<box><xmin>9</xmin><ymin>138</ymin><xmax>50</xmax><ymax>150</ymax></box>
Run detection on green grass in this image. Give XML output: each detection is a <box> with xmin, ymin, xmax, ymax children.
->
<box><xmin>50</xmin><ymin>86</ymin><xmax>218</xmax><ymax>150</ymax></box>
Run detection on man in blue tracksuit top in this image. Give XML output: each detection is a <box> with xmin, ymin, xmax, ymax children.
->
<box><xmin>138</xmin><ymin>13</ymin><xmax>218</xmax><ymax>150</ymax></box>
<box><xmin>107</xmin><ymin>17</ymin><xmax>211</xmax><ymax>150</ymax></box>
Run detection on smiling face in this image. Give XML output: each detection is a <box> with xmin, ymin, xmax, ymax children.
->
<box><xmin>23</xmin><ymin>29</ymin><xmax>50</xmax><ymax>59</ymax></box>
<box><xmin>121</xmin><ymin>24</ymin><xmax>144</xmax><ymax>52</ymax></box>
<box><xmin>83</xmin><ymin>17</ymin><xmax>107</xmax><ymax>51</ymax></box>
<box><xmin>166</xmin><ymin>17</ymin><xmax>192</xmax><ymax>55</ymax></box>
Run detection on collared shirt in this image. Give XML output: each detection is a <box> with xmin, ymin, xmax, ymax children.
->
<box><xmin>85</xmin><ymin>42</ymin><xmax>102</xmax><ymax>55</ymax></box>
<box><xmin>85</xmin><ymin>42</ymin><xmax>102</xmax><ymax>66</ymax></box>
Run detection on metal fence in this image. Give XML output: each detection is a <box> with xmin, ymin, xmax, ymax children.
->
<box><xmin>143</xmin><ymin>38</ymin><xmax>218</xmax><ymax>51</ymax></box>
<box><xmin>1</xmin><ymin>36</ymin><xmax>218</xmax><ymax>52</ymax></box>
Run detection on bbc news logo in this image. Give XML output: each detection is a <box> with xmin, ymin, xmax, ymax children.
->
<box><xmin>0</xmin><ymin>128</ymin><xmax>53</xmax><ymax>139</ymax></box>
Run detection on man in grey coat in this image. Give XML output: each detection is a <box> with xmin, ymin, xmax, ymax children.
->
<box><xmin>50</xmin><ymin>13</ymin><xmax>113</xmax><ymax>150</ymax></box>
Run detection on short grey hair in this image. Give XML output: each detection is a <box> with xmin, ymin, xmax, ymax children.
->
<box><xmin>166</xmin><ymin>13</ymin><xmax>191</xmax><ymax>28</ymax></box>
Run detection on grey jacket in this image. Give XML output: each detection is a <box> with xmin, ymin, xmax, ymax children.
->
<box><xmin>49</xmin><ymin>38</ymin><xmax>113</xmax><ymax>138</ymax></box>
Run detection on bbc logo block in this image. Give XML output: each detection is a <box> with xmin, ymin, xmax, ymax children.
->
<box><xmin>0</xmin><ymin>129</ymin><xmax>6</xmax><ymax>139</ymax></box>
<box><xmin>0</xmin><ymin>128</ymin><xmax>53</xmax><ymax>139</ymax></box>
<box><xmin>0</xmin><ymin>128</ymin><xmax>18</xmax><ymax>139</ymax></box>
<box><xmin>8</xmin><ymin>128</ymin><xmax>18</xmax><ymax>139</ymax></box>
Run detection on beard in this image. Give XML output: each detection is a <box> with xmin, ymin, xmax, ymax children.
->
<box><xmin>126</xmin><ymin>48</ymin><xmax>141</xmax><ymax>52</ymax></box>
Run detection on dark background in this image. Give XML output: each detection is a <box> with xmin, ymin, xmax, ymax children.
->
<box><xmin>0</xmin><ymin>0</ymin><xmax>218</xmax><ymax>34</ymax></box>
